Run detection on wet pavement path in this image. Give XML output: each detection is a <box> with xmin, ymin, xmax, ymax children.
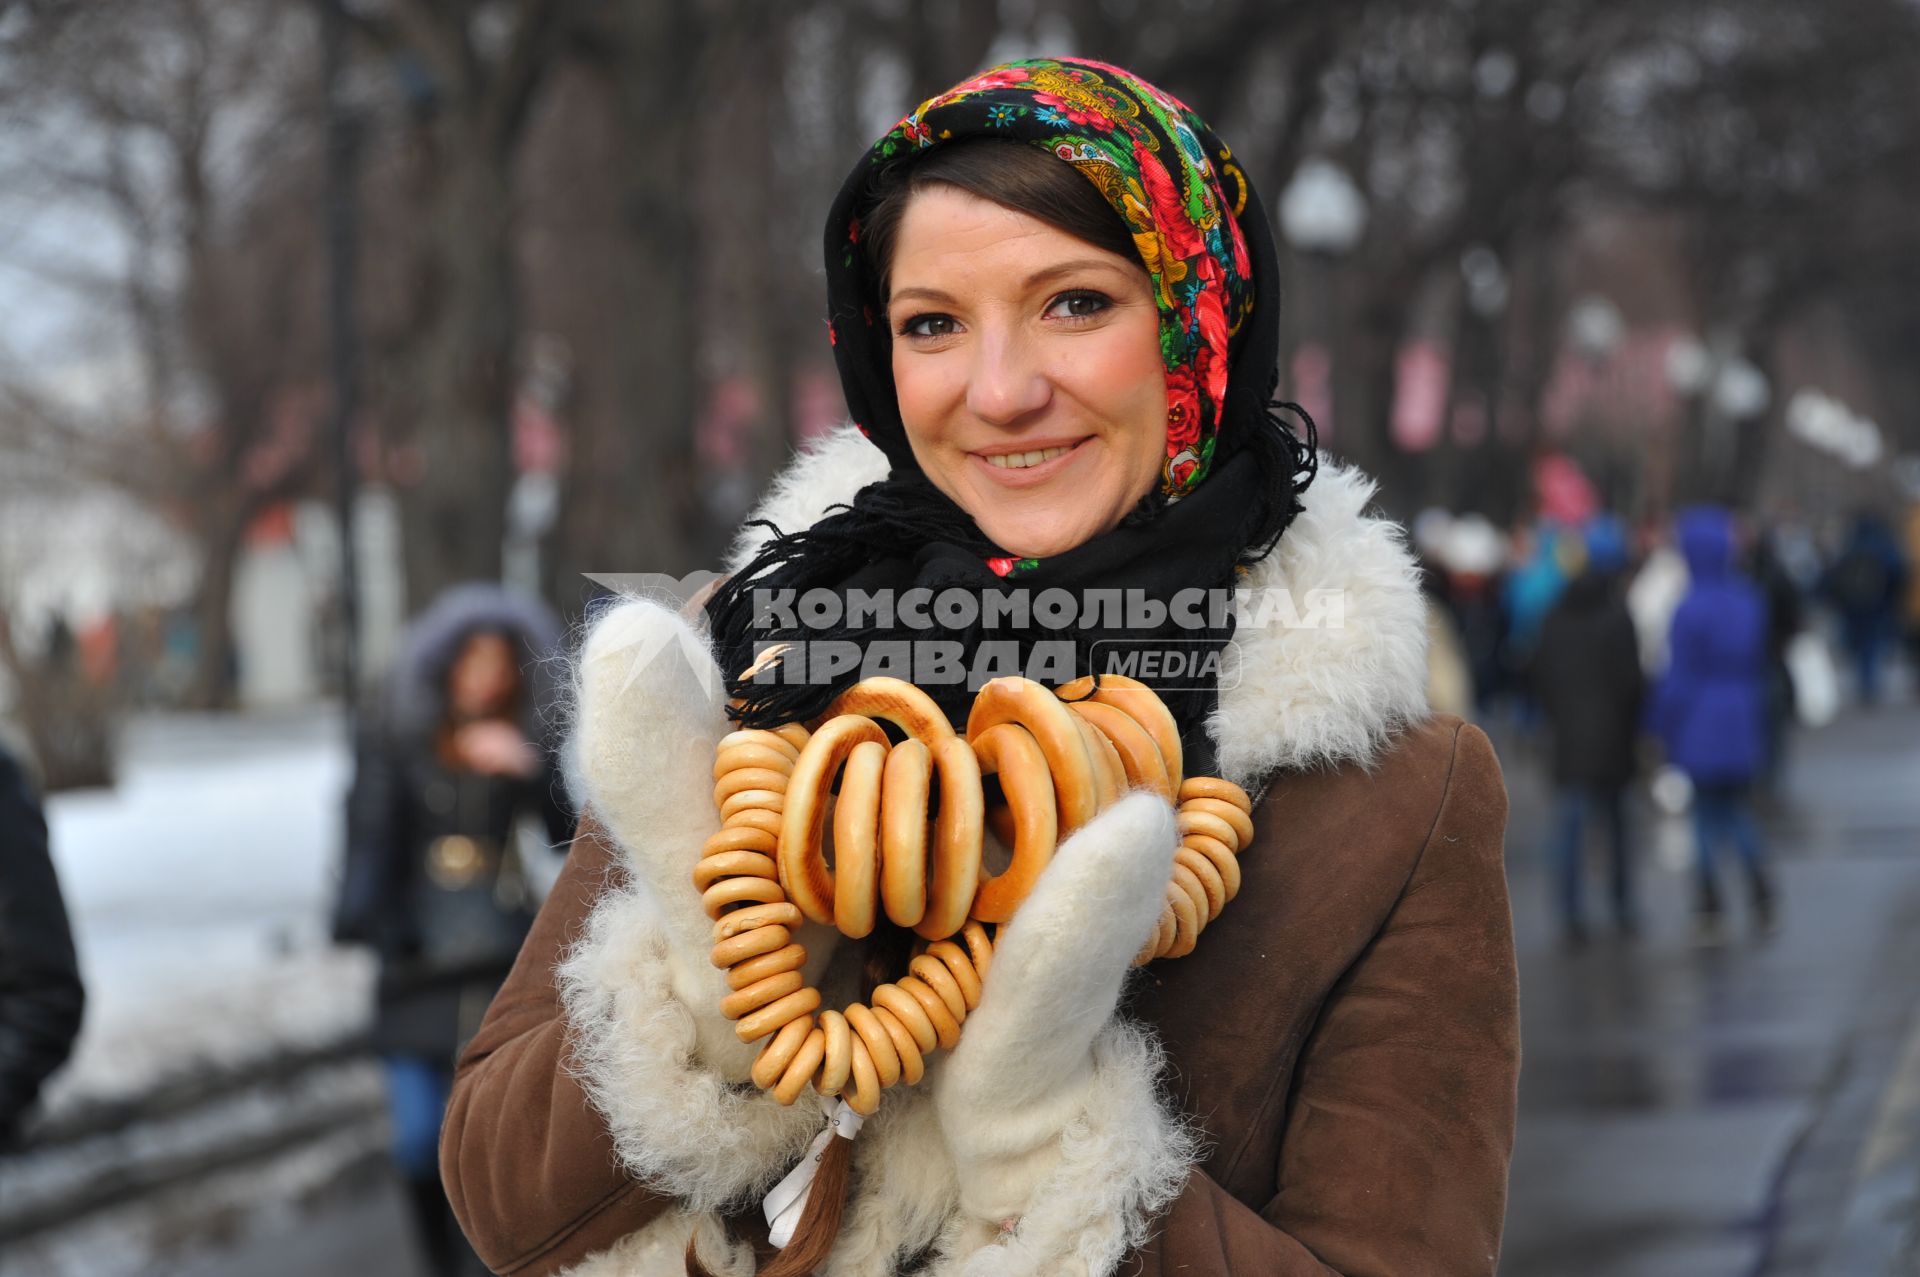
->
<box><xmin>1499</xmin><ymin>703</ymin><xmax>1920</xmax><ymax>1276</ymax></box>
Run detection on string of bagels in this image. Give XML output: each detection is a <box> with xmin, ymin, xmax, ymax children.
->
<box><xmin>696</xmin><ymin>670</ymin><xmax>1254</xmax><ymax>1114</ymax></box>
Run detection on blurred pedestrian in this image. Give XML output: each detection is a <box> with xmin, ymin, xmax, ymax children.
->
<box><xmin>1820</xmin><ymin>512</ymin><xmax>1909</xmax><ymax>705</ymax></box>
<box><xmin>1502</xmin><ymin>522</ymin><xmax>1572</xmax><ymax>715</ymax></box>
<box><xmin>1531</xmin><ymin>515</ymin><xmax>1646</xmax><ymax>943</ymax></box>
<box><xmin>1752</xmin><ymin>529</ymin><xmax>1807</xmax><ymax>796</ymax></box>
<box><xmin>1653</xmin><ymin>508</ymin><xmax>1775</xmax><ymax>942</ymax></box>
<box><xmin>333</xmin><ymin>584</ymin><xmax>574</xmax><ymax>1277</ymax></box>
<box><xmin>0</xmin><ymin>743</ymin><xmax>85</xmax><ymax>1147</ymax></box>
<box><xmin>1905</xmin><ymin>505</ymin><xmax>1920</xmax><ymax>672</ymax></box>
<box><xmin>1438</xmin><ymin>513</ymin><xmax>1510</xmax><ymax>715</ymax></box>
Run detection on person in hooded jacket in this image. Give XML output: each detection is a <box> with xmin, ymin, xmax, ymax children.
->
<box><xmin>1820</xmin><ymin>512</ymin><xmax>1909</xmax><ymax>706</ymax></box>
<box><xmin>1530</xmin><ymin>515</ymin><xmax>1646</xmax><ymax>943</ymax></box>
<box><xmin>334</xmin><ymin>583</ymin><xmax>575</xmax><ymax>1276</ymax></box>
<box><xmin>1652</xmin><ymin>508</ymin><xmax>1774</xmax><ymax>941</ymax></box>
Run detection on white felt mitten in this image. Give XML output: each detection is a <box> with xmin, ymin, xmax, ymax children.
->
<box><xmin>929</xmin><ymin>793</ymin><xmax>1198</xmax><ymax>1275</ymax></box>
<box><xmin>559</xmin><ymin>598</ymin><xmax>828</xmax><ymax>1208</ymax></box>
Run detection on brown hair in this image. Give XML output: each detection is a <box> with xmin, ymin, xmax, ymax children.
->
<box><xmin>860</xmin><ymin>138</ymin><xmax>1142</xmax><ymax>299</ymax></box>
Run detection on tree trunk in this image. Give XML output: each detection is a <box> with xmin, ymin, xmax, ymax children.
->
<box><xmin>399</xmin><ymin>130</ymin><xmax>518</xmax><ymax>612</ymax></box>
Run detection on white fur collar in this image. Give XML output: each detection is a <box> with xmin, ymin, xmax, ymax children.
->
<box><xmin>727</xmin><ymin>426</ymin><xmax>1429</xmax><ymax>787</ymax></box>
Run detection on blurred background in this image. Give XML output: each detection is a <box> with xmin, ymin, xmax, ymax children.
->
<box><xmin>1</xmin><ymin>1</ymin><xmax>1917</xmax><ymax>1274</ymax></box>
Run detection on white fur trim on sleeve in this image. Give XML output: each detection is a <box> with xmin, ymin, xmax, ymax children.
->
<box><xmin>557</xmin><ymin>883</ymin><xmax>825</xmax><ymax>1212</ymax></box>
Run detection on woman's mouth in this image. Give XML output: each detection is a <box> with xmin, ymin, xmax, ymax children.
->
<box><xmin>971</xmin><ymin>438</ymin><xmax>1089</xmax><ymax>485</ymax></box>
<box><xmin>984</xmin><ymin>445</ymin><xmax>1073</xmax><ymax>470</ymax></box>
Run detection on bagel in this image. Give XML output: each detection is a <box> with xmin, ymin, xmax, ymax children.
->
<box><xmin>916</xmin><ymin>735</ymin><xmax>983</xmax><ymax>941</ymax></box>
<box><xmin>825</xmin><ymin>677</ymin><xmax>956</xmax><ymax>743</ymax></box>
<box><xmin>967</xmin><ymin>723</ymin><xmax>1058</xmax><ymax>924</ymax></box>
<box><xmin>778</xmin><ymin>715</ymin><xmax>889</xmax><ymax>926</ymax></box>
<box><xmin>1066</xmin><ymin>700</ymin><xmax>1172</xmax><ymax>799</ymax></box>
<box><xmin>879</xmin><ymin>740</ymin><xmax>931</xmax><ymax>928</ymax></box>
<box><xmin>966</xmin><ymin>677</ymin><xmax>1099</xmax><ymax>834</ymax></box>
<box><xmin>831</xmin><ymin>739</ymin><xmax>887</xmax><ymax>938</ymax></box>
<box><xmin>1056</xmin><ymin>673</ymin><xmax>1184</xmax><ymax>794</ymax></box>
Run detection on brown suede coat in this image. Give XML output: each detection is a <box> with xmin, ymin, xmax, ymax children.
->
<box><xmin>442</xmin><ymin>713</ymin><xmax>1518</xmax><ymax>1275</ymax></box>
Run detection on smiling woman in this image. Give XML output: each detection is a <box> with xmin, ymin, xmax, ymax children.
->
<box><xmin>441</xmin><ymin>57</ymin><xmax>1519</xmax><ymax>1277</ymax></box>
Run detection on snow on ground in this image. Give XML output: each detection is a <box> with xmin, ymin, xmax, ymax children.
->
<box><xmin>40</xmin><ymin>708</ymin><xmax>375</xmax><ymax>1112</ymax></box>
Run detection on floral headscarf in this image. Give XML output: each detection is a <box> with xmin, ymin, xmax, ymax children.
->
<box><xmin>825</xmin><ymin>57</ymin><xmax>1260</xmax><ymax>501</ymax></box>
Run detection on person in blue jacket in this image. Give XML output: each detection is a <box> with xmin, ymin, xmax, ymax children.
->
<box><xmin>1653</xmin><ymin>507</ymin><xmax>1775</xmax><ymax>940</ymax></box>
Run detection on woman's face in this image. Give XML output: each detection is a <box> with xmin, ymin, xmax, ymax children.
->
<box><xmin>886</xmin><ymin>186</ymin><xmax>1165</xmax><ymax>559</ymax></box>
<box><xmin>447</xmin><ymin>631</ymin><xmax>520</xmax><ymax>720</ymax></box>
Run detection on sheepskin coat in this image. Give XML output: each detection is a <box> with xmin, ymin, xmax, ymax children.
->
<box><xmin>440</xmin><ymin>427</ymin><xmax>1519</xmax><ymax>1276</ymax></box>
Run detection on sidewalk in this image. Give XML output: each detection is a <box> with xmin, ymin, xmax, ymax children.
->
<box><xmin>1498</xmin><ymin>701</ymin><xmax>1920</xmax><ymax>1276</ymax></box>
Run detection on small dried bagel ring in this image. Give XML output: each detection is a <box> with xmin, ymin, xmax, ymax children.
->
<box><xmin>1056</xmin><ymin>673</ymin><xmax>1184</xmax><ymax>795</ymax></box>
<box><xmin>773</xmin><ymin>1027</ymin><xmax>827</xmax><ymax>1105</ymax></box>
<box><xmin>752</xmin><ymin>1014</ymin><xmax>815</xmax><ymax>1089</ymax></box>
<box><xmin>713</xmin><ymin>902</ymin><xmax>802</xmax><ymax>941</ymax></box>
<box><xmin>713</xmin><ymin>767</ymin><xmax>790</xmax><ymax>806</ymax></box>
<box><xmin>714</xmin><ymin>741</ymin><xmax>799</xmax><ymax>779</ymax></box>
<box><xmin>921</xmin><ymin>939</ymin><xmax>983</xmax><ymax>1011</ymax></box>
<box><xmin>909</xmin><ymin>952</ymin><xmax>968</xmax><ymax>1022</ymax></box>
<box><xmin>871</xmin><ymin>1004</ymin><xmax>925</xmax><ymax>1085</ymax></box>
<box><xmin>1067</xmin><ymin>700</ymin><xmax>1172</xmax><ymax>799</ymax></box>
<box><xmin>703</xmin><ymin>826</ymin><xmax>777</xmax><ymax>857</ymax></box>
<box><xmin>844</xmin><ymin>1003</ymin><xmax>901</xmax><ymax>1088</ymax></box>
<box><xmin>1183</xmin><ymin>833</ymin><xmax>1242</xmax><ymax>901</ymax></box>
<box><xmin>966</xmin><ymin>677</ymin><xmax>1099</xmax><ymax>834</ymax></box>
<box><xmin>1182</xmin><ymin>796</ymin><xmax>1255</xmax><ymax>848</ymax></box>
<box><xmin>700</xmin><ymin>874</ymin><xmax>785</xmax><ymax>918</ymax></box>
<box><xmin>726</xmin><ymin>942</ymin><xmax>806</xmax><ymax>990</ymax></box>
<box><xmin>825</xmin><ymin>677</ymin><xmax>957</xmax><ymax>743</ymax></box>
<box><xmin>778</xmin><ymin>715</ymin><xmax>889</xmax><ymax>926</ymax></box>
<box><xmin>735</xmin><ymin>985</ymin><xmax>821</xmax><ymax>1043</ymax></box>
<box><xmin>968</xmin><ymin>723</ymin><xmax>1057</xmax><ymax>924</ymax></box>
<box><xmin>1174</xmin><ymin>845</ymin><xmax>1227</xmax><ymax>916</ymax></box>
<box><xmin>1177</xmin><ymin>807</ymin><xmax>1240</xmax><ymax>850</ymax></box>
<box><xmin>916</xmin><ymin>735</ymin><xmax>983</xmax><ymax>942</ymax></box>
<box><xmin>692</xmin><ymin>850</ymin><xmax>777</xmax><ymax>891</ymax></box>
<box><xmin>720</xmin><ymin>789</ymin><xmax>784</xmax><ymax>822</ymax></box>
<box><xmin>844</xmin><ymin>1035</ymin><xmax>882</xmax><ymax>1116</ymax></box>
<box><xmin>831</xmin><ymin>739</ymin><xmax>887</xmax><ymax>938</ymax></box>
<box><xmin>717</xmin><ymin>728</ymin><xmax>800</xmax><ymax>762</ymax></box>
<box><xmin>871</xmin><ymin>984</ymin><xmax>938</xmax><ymax>1055</ymax></box>
<box><xmin>720</xmin><ymin>970</ymin><xmax>804</xmax><ymax>1020</ymax></box>
<box><xmin>1178</xmin><ymin>775</ymin><xmax>1251</xmax><ymax>811</ymax></box>
<box><xmin>711</xmin><ymin>924</ymin><xmax>791</xmax><ymax>969</ymax></box>
<box><xmin>815</xmin><ymin>1009</ymin><xmax>853</xmax><ymax>1096</ymax></box>
<box><xmin>899</xmin><ymin>976</ymin><xmax>962</xmax><ymax>1051</ymax></box>
<box><xmin>727</xmin><ymin>808</ymin><xmax>782</xmax><ymax>837</ymax></box>
<box><xmin>1072</xmin><ymin>712</ymin><xmax>1127</xmax><ymax>808</ymax></box>
<box><xmin>880</xmin><ymin>740</ymin><xmax>931</xmax><ymax>929</ymax></box>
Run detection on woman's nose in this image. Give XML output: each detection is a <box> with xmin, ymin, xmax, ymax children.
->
<box><xmin>964</xmin><ymin>330</ymin><xmax>1051</xmax><ymax>427</ymax></box>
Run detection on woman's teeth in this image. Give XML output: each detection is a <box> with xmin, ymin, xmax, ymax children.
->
<box><xmin>985</xmin><ymin>445</ymin><xmax>1071</xmax><ymax>470</ymax></box>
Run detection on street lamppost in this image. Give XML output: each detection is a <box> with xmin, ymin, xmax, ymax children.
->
<box><xmin>1279</xmin><ymin>158</ymin><xmax>1367</xmax><ymax>447</ymax></box>
<box><xmin>1665</xmin><ymin>333</ymin><xmax>1770</xmax><ymax>501</ymax></box>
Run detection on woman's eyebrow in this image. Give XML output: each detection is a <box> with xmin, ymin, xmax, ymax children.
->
<box><xmin>891</xmin><ymin>259</ymin><xmax>1131</xmax><ymax>308</ymax></box>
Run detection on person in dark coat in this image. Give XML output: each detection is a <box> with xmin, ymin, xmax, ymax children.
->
<box><xmin>333</xmin><ymin>584</ymin><xmax>574</xmax><ymax>1276</ymax></box>
<box><xmin>1532</xmin><ymin>515</ymin><xmax>1646</xmax><ymax>942</ymax></box>
<box><xmin>0</xmin><ymin>743</ymin><xmax>85</xmax><ymax>1146</ymax></box>
<box><xmin>1820</xmin><ymin>512</ymin><xmax>1909</xmax><ymax>706</ymax></box>
<box><xmin>1653</xmin><ymin>508</ymin><xmax>1775</xmax><ymax>940</ymax></box>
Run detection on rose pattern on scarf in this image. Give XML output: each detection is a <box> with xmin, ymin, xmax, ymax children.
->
<box><xmin>857</xmin><ymin>58</ymin><xmax>1255</xmax><ymax>505</ymax></box>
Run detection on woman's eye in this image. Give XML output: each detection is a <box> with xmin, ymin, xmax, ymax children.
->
<box><xmin>900</xmin><ymin>313</ymin><xmax>958</xmax><ymax>338</ymax></box>
<box><xmin>1047</xmin><ymin>290</ymin><xmax>1112</xmax><ymax>321</ymax></box>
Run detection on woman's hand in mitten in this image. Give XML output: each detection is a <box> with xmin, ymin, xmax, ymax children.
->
<box><xmin>930</xmin><ymin>791</ymin><xmax>1179</xmax><ymax>1234</ymax></box>
<box><xmin>561</xmin><ymin>598</ymin><xmax>826</xmax><ymax>1208</ymax></box>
